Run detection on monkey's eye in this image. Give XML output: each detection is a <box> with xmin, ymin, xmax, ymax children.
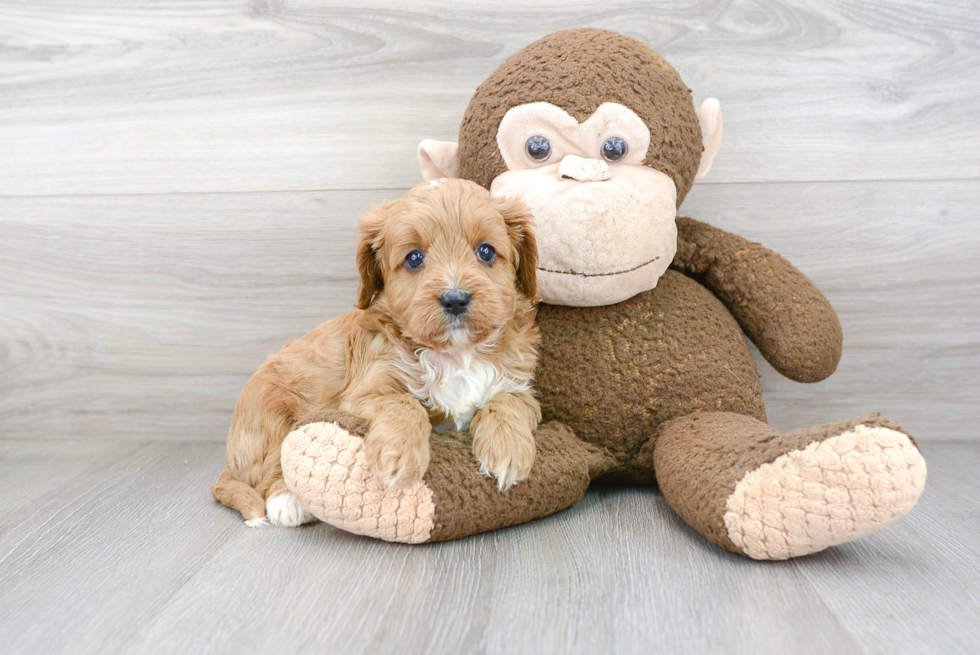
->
<box><xmin>405</xmin><ymin>250</ymin><xmax>425</xmax><ymax>270</ymax></box>
<box><xmin>525</xmin><ymin>135</ymin><xmax>552</xmax><ymax>162</ymax></box>
<box><xmin>476</xmin><ymin>243</ymin><xmax>496</xmax><ymax>264</ymax></box>
<box><xmin>601</xmin><ymin>136</ymin><xmax>628</xmax><ymax>162</ymax></box>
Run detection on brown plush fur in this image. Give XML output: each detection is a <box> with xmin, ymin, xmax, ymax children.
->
<box><xmin>212</xmin><ymin>179</ymin><xmax>541</xmax><ymax>521</ymax></box>
<box><xmin>425</xmin><ymin>421</ymin><xmax>617</xmax><ymax>541</ymax></box>
<box><xmin>534</xmin><ymin>268</ymin><xmax>768</xmax><ymax>472</ymax></box>
<box><xmin>457</xmin><ymin>28</ymin><xmax>704</xmax><ymax>206</ymax></box>
<box><xmin>672</xmin><ymin>216</ymin><xmax>842</xmax><ymax>382</ymax></box>
<box><xmin>532</xmin><ymin>215</ymin><xmax>845</xmax><ymax>475</ymax></box>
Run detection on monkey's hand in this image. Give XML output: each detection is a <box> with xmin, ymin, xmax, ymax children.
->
<box><xmin>671</xmin><ymin>216</ymin><xmax>842</xmax><ymax>383</ymax></box>
<box><xmin>364</xmin><ymin>424</ymin><xmax>431</xmax><ymax>488</ymax></box>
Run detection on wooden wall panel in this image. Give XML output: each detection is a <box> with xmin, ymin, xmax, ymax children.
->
<box><xmin>2</xmin><ymin>180</ymin><xmax>976</xmax><ymax>440</ymax></box>
<box><xmin>1</xmin><ymin>1</ymin><xmax>978</xmax><ymax>195</ymax></box>
<box><xmin>0</xmin><ymin>1</ymin><xmax>977</xmax><ymax>440</ymax></box>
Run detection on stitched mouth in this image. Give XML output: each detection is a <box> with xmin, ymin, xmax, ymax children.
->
<box><xmin>537</xmin><ymin>256</ymin><xmax>660</xmax><ymax>278</ymax></box>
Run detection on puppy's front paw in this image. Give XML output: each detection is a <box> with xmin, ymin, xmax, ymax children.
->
<box><xmin>265</xmin><ymin>493</ymin><xmax>316</xmax><ymax>527</ymax></box>
<box><xmin>364</xmin><ymin>428</ymin><xmax>430</xmax><ymax>488</ymax></box>
<box><xmin>472</xmin><ymin>423</ymin><xmax>535</xmax><ymax>492</ymax></box>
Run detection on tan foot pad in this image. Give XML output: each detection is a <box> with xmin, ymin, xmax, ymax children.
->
<box><xmin>723</xmin><ymin>425</ymin><xmax>927</xmax><ymax>560</ymax></box>
<box><xmin>281</xmin><ymin>422</ymin><xmax>436</xmax><ymax>544</ymax></box>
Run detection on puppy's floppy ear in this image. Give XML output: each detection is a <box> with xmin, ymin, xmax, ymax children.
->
<box><xmin>354</xmin><ymin>203</ymin><xmax>386</xmax><ymax>310</ymax></box>
<box><xmin>494</xmin><ymin>196</ymin><xmax>538</xmax><ymax>302</ymax></box>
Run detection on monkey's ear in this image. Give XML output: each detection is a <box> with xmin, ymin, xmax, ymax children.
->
<box><xmin>354</xmin><ymin>204</ymin><xmax>386</xmax><ymax>310</ymax></box>
<box><xmin>418</xmin><ymin>140</ymin><xmax>460</xmax><ymax>182</ymax></box>
<box><xmin>495</xmin><ymin>196</ymin><xmax>538</xmax><ymax>302</ymax></box>
<box><xmin>695</xmin><ymin>98</ymin><xmax>723</xmax><ymax>181</ymax></box>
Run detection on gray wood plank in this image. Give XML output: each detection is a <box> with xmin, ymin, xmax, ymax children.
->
<box><xmin>123</xmin><ymin>521</ymin><xmax>500</xmax><ymax>655</ymax></box>
<box><xmin>1</xmin><ymin>0</ymin><xmax>978</xmax><ymax>195</ymax></box>
<box><xmin>0</xmin><ymin>440</ymin><xmax>976</xmax><ymax>655</ymax></box>
<box><xmin>793</xmin><ymin>442</ymin><xmax>980</xmax><ymax>655</ymax></box>
<box><xmin>2</xmin><ymin>179</ymin><xmax>976</xmax><ymax>441</ymax></box>
<box><xmin>0</xmin><ymin>440</ymin><xmax>240</xmax><ymax>655</ymax></box>
<box><xmin>0</xmin><ymin>439</ymin><xmax>142</xmax><ymax>540</ymax></box>
<box><xmin>124</xmin><ymin>492</ymin><xmax>865</xmax><ymax>655</ymax></box>
<box><xmin>480</xmin><ymin>488</ymin><xmax>863</xmax><ymax>655</ymax></box>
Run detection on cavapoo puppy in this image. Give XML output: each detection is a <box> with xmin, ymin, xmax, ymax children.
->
<box><xmin>212</xmin><ymin>178</ymin><xmax>542</xmax><ymax>526</ymax></box>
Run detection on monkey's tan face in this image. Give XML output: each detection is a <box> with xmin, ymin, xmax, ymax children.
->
<box><xmin>488</xmin><ymin>102</ymin><xmax>678</xmax><ymax>306</ymax></box>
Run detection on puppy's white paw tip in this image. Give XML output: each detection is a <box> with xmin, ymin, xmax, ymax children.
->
<box><xmin>494</xmin><ymin>468</ymin><xmax>523</xmax><ymax>492</ymax></box>
<box><xmin>245</xmin><ymin>517</ymin><xmax>270</xmax><ymax>528</ymax></box>
<box><xmin>266</xmin><ymin>493</ymin><xmax>316</xmax><ymax>528</ymax></box>
<box><xmin>477</xmin><ymin>461</ymin><xmax>525</xmax><ymax>492</ymax></box>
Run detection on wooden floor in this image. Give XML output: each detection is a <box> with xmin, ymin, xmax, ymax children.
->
<box><xmin>0</xmin><ymin>439</ymin><xmax>976</xmax><ymax>655</ymax></box>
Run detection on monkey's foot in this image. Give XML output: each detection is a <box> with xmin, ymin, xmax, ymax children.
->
<box><xmin>281</xmin><ymin>411</ymin><xmax>615</xmax><ymax>543</ymax></box>
<box><xmin>723</xmin><ymin>422</ymin><xmax>926</xmax><ymax>559</ymax></box>
<box><xmin>653</xmin><ymin>412</ymin><xmax>927</xmax><ymax>560</ymax></box>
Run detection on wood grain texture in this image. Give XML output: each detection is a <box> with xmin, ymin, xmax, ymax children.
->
<box><xmin>0</xmin><ymin>190</ymin><xmax>367</xmax><ymax>440</ymax></box>
<box><xmin>2</xmin><ymin>180</ymin><xmax>976</xmax><ymax>441</ymax></box>
<box><xmin>0</xmin><ymin>439</ymin><xmax>976</xmax><ymax>655</ymax></box>
<box><xmin>0</xmin><ymin>440</ymin><xmax>243</xmax><ymax>654</ymax></box>
<box><xmin>1</xmin><ymin>0</ymin><xmax>978</xmax><ymax>195</ymax></box>
<box><xmin>795</xmin><ymin>442</ymin><xmax>980</xmax><ymax>655</ymax></box>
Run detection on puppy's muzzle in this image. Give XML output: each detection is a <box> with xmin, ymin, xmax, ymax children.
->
<box><xmin>439</xmin><ymin>289</ymin><xmax>471</xmax><ymax>317</ymax></box>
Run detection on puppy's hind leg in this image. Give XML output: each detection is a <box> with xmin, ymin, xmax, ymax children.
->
<box><xmin>211</xmin><ymin>468</ymin><xmax>267</xmax><ymax>525</ymax></box>
<box><xmin>215</xmin><ymin>371</ymin><xmax>309</xmax><ymax>527</ymax></box>
<box><xmin>262</xmin><ymin>474</ymin><xmax>317</xmax><ymax>528</ymax></box>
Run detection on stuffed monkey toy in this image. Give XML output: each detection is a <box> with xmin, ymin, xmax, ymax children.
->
<box><xmin>279</xmin><ymin>28</ymin><xmax>926</xmax><ymax>559</ymax></box>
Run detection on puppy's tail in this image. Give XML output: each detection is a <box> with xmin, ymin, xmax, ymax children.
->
<box><xmin>211</xmin><ymin>467</ymin><xmax>267</xmax><ymax>524</ymax></box>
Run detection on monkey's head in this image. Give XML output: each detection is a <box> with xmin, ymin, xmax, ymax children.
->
<box><xmin>418</xmin><ymin>28</ymin><xmax>723</xmax><ymax>306</ymax></box>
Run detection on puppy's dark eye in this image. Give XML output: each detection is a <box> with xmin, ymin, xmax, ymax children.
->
<box><xmin>476</xmin><ymin>244</ymin><xmax>496</xmax><ymax>264</ymax></box>
<box><xmin>601</xmin><ymin>136</ymin><xmax>628</xmax><ymax>162</ymax></box>
<box><xmin>405</xmin><ymin>250</ymin><xmax>425</xmax><ymax>270</ymax></box>
<box><xmin>525</xmin><ymin>135</ymin><xmax>551</xmax><ymax>162</ymax></box>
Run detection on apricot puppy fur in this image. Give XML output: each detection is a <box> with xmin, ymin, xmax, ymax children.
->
<box><xmin>212</xmin><ymin>179</ymin><xmax>542</xmax><ymax>526</ymax></box>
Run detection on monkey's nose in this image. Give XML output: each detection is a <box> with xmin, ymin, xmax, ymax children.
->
<box><xmin>439</xmin><ymin>290</ymin><xmax>472</xmax><ymax>317</ymax></box>
<box><xmin>559</xmin><ymin>155</ymin><xmax>611</xmax><ymax>182</ymax></box>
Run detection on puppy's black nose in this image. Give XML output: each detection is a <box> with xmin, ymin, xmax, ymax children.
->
<box><xmin>439</xmin><ymin>290</ymin><xmax>472</xmax><ymax>317</ymax></box>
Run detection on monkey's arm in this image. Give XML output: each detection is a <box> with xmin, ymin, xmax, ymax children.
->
<box><xmin>671</xmin><ymin>216</ymin><xmax>842</xmax><ymax>383</ymax></box>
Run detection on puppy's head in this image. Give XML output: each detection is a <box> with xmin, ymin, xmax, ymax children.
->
<box><xmin>355</xmin><ymin>178</ymin><xmax>537</xmax><ymax>349</ymax></box>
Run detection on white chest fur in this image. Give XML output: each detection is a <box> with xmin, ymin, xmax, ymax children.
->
<box><xmin>394</xmin><ymin>347</ymin><xmax>530</xmax><ymax>432</ymax></box>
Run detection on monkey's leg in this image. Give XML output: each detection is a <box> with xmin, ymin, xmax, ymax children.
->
<box><xmin>281</xmin><ymin>411</ymin><xmax>616</xmax><ymax>544</ymax></box>
<box><xmin>637</xmin><ymin>411</ymin><xmax>926</xmax><ymax>560</ymax></box>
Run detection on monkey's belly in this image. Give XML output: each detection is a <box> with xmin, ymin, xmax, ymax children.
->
<box><xmin>535</xmin><ymin>269</ymin><xmax>766</xmax><ymax>463</ymax></box>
